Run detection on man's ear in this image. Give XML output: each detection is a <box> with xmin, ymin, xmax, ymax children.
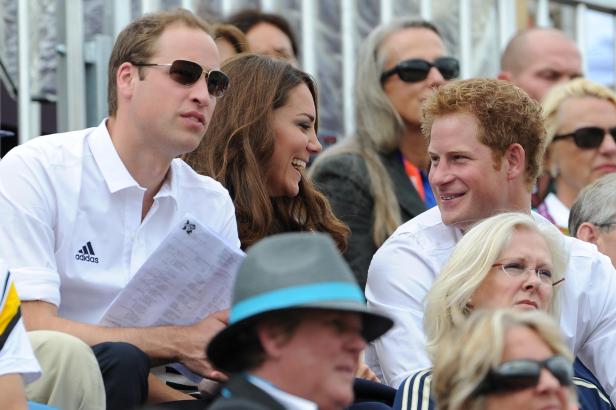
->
<box><xmin>576</xmin><ymin>222</ymin><xmax>599</xmax><ymax>244</ymax></box>
<box><xmin>497</xmin><ymin>71</ymin><xmax>512</xmax><ymax>81</ymax></box>
<box><xmin>116</xmin><ymin>62</ymin><xmax>137</xmax><ymax>101</ymax></box>
<box><xmin>504</xmin><ymin>143</ymin><xmax>526</xmax><ymax>180</ymax></box>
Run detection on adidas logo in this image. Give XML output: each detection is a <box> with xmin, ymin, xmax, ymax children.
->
<box><xmin>74</xmin><ymin>241</ymin><xmax>99</xmax><ymax>264</ymax></box>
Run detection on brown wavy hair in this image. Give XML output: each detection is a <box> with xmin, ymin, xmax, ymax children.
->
<box><xmin>183</xmin><ymin>54</ymin><xmax>348</xmax><ymax>250</ymax></box>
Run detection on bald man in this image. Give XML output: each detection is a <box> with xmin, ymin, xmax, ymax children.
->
<box><xmin>498</xmin><ymin>27</ymin><xmax>582</xmax><ymax>101</ymax></box>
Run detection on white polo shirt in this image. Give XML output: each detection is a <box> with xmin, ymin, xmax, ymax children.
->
<box><xmin>0</xmin><ymin>120</ymin><xmax>240</xmax><ymax>324</ymax></box>
<box><xmin>0</xmin><ymin>265</ymin><xmax>41</xmax><ymax>384</ymax></box>
<box><xmin>365</xmin><ymin>206</ymin><xmax>616</xmax><ymax>405</ymax></box>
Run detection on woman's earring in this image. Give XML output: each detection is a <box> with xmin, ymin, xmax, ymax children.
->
<box><xmin>464</xmin><ymin>298</ymin><xmax>474</xmax><ymax>314</ymax></box>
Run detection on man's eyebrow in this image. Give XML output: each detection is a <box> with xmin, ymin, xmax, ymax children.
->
<box><xmin>429</xmin><ymin>149</ymin><xmax>472</xmax><ymax>156</ymax></box>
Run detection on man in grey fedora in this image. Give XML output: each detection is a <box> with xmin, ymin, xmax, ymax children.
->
<box><xmin>206</xmin><ymin>232</ymin><xmax>393</xmax><ymax>410</ymax></box>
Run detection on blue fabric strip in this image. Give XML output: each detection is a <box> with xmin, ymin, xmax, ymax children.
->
<box><xmin>230</xmin><ymin>282</ymin><xmax>365</xmax><ymax>324</ymax></box>
<box><xmin>420</xmin><ymin>169</ymin><xmax>436</xmax><ymax>208</ymax></box>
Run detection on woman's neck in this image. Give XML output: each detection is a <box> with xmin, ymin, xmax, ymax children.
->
<box><xmin>399</xmin><ymin>125</ymin><xmax>429</xmax><ymax>171</ymax></box>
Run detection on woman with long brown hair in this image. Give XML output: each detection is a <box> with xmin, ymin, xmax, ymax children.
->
<box><xmin>183</xmin><ymin>53</ymin><xmax>348</xmax><ymax>250</ymax></box>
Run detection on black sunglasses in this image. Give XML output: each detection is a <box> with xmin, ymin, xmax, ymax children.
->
<box><xmin>131</xmin><ymin>59</ymin><xmax>229</xmax><ymax>98</ymax></box>
<box><xmin>473</xmin><ymin>355</ymin><xmax>573</xmax><ymax>396</ymax></box>
<box><xmin>380</xmin><ymin>57</ymin><xmax>460</xmax><ymax>84</ymax></box>
<box><xmin>552</xmin><ymin>126</ymin><xmax>616</xmax><ymax>149</ymax></box>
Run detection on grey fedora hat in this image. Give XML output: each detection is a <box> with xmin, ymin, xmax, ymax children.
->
<box><xmin>207</xmin><ymin>232</ymin><xmax>393</xmax><ymax>373</ymax></box>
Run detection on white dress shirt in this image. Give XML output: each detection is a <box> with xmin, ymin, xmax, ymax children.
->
<box><xmin>0</xmin><ymin>120</ymin><xmax>240</xmax><ymax>323</ymax></box>
<box><xmin>365</xmin><ymin>206</ymin><xmax>616</xmax><ymax>405</ymax></box>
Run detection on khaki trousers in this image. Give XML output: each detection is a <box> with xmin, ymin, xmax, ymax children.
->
<box><xmin>26</xmin><ymin>330</ymin><xmax>106</xmax><ymax>410</ymax></box>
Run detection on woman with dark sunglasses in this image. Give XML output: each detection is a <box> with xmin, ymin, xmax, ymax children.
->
<box><xmin>432</xmin><ymin>309</ymin><xmax>575</xmax><ymax>410</ymax></box>
<box><xmin>535</xmin><ymin>78</ymin><xmax>616</xmax><ymax>234</ymax></box>
<box><xmin>183</xmin><ymin>53</ymin><xmax>348</xmax><ymax>251</ymax></box>
<box><xmin>393</xmin><ymin>212</ymin><xmax>613</xmax><ymax>410</ymax></box>
<box><xmin>310</xmin><ymin>17</ymin><xmax>459</xmax><ymax>289</ymax></box>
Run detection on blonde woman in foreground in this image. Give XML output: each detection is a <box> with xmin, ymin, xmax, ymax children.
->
<box><xmin>432</xmin><ymin>309</ymin><xmax>575</xmax><ymax>410</ymax></box>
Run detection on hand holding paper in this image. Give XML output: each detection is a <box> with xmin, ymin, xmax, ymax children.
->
<box><xmin>100</xmin><ymin>214</ymin><xmax>245</xmax><ymax>328</ymax></box>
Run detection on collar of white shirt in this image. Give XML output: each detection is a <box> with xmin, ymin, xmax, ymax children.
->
<box><xmin>543</xmin><ymin>192</ymin><xmax>570</xmax><ymax>230</ymax></box>
<box><xmin>88</xmin><ymin>119</ymin><xmax>178</xmax><ymax>202</ymax></box>
<box><xmin>247</xmin><ymin>374</ymin><xmax>318</xmax><ymax>410</ymax></box>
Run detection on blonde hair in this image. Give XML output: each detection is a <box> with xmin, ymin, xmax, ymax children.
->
<box><xmin>432</xmin><ymin>309</ymin><xmax>575</xmax><ymax>410</ymax></box>
<box><xmin>424</xmin><ymin>212</ymin><xmax>568</xmax><ymax>357</ymax></box>
<box><xmin>543</xmin><ymin>78</ymin><xmax>616</xmax><ymax>146</ymax></box>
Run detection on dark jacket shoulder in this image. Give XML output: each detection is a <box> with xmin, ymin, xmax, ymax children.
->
<box><xmin>312</xmin><ymin>152</ymin><xmax>370</xmax><ymax>187</ymax></box>
<box><xmin>208</xmin><ymin>375</ymin><xmax>286</xmax><ymax>410</ymax></box>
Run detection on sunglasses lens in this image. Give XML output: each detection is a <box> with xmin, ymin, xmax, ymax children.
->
<box><xmin>494</xmin><ymin>361</ymin><xmax>540</xmax><ymax>391</ymax></box>
<box><xmin>435</xmin><ymin>57</ymin><xmax>460</xmax><ymax>80</ymax></box>
<box><xmin>169</xmin><ymin>60</ymin><xmax>202</xmax><ymax>85</ymax></box>
<box><xmin>207</xmin><ymin>70</ymin><xmax>230</xmax><ymax>98</ymax></box>
<box><xmin>546</xmin><ymin>356</ymin><xmax>573</xmax><ymax>386</ymax></box>
<box><xmin>499</xmin><ymin>374</ymin><xmax>539</xmax><ymax>391</ymax></box>
<box><xmin>573</xmin><ymin>127</ymin><xmax>604</xmax><ymax>149</ymax></box>
<box><xmin>398</xmin><ymin>60</ymin><xmax>432</xmax><ymax>83</ymax></box>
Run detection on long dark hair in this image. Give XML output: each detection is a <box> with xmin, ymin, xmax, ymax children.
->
<box><xmin>183</xmin><ymin>54</ymin><xmax>348</xmax><ymax>250</ymax></box>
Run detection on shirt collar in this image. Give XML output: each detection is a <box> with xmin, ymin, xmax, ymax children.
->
<box><xmin>544</xmin><ymin>192</ymin><xmax>570</xmax><ymax>229</ymax></box>
<box><xmin>88</xmin><ymin>119</ymin><xmax>141</xmax><ymax>193</ymax></box>
<box><xmin>247</xmin><ymin>374</ymin><xmax>318</xmax><ymax>410</ymax></box>
<box><xmin>88</xmin><ymin>119</ymin><xmax>177</xmax><ymax>202</ymax></box>
<box><xmin>154</xmin><ymin>163</ymin><xmax>177</xmax><ymax>201</ymax></box>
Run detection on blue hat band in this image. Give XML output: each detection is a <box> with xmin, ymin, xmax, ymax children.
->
<box><xmin>230</xmin><ymin>282</ymin><xmax>366</xmax><ymax>324</ymax></box>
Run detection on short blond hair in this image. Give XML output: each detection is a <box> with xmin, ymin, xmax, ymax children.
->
<box><xmin>424</xmin><ymin>212</ymin><xmax>568</xmax><ymax>357</ymax></box>
<box><xmin>422</xmin><ymin>78</ymin><xmax>546</xmax><ymax>187</ymax></box>
<box><xmin>542</xmin><ymin>78</ymin><xmax>616</xmax><ymax>146</ymax></box>
<box><xmin>432</xmin><ymin>309</ymin><xmax>575</xmax><ymax>410</ymax></box>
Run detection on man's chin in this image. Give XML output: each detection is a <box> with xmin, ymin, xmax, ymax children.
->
<box><xmin>317</xmin><ymin>391</ymin><xmax>354</xmax><ymax>410</ymax></box>
<box><xmin>440</xmin><ymin>209</ymin><xmax>462</xmax><ymax>228</ymax></box>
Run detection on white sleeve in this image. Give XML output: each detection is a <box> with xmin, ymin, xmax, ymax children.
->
<box><xmin>0</xmin><ymin>270</ymin><xmax>41</xmax><ymax>384</ymax></box>
<box><xmin>0</xmin><ymin>319</ymin><xmax>41</xmax><ymax>384</ymax></box>
<box><xmin>219</xmin><ymin>194</ymin><xmax>241</xmax><ymax>250</ymax></box>
<box><xmin>561</xmin><ymin>245</ymin><xmax>616</xmax><ymax>405</ymax></box>
<box><xmin>365</xmin><ymin>232</ymin><xmax>439</xmax><ymax>388</ymax></box>
<box><xmin>0</xmin><ymin>146</ymin><xmax>61</xmax><ymax>306</ymax></box>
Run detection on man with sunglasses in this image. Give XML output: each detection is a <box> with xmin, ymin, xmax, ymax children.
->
<box><xmin>0</xmin><ymin>9</ymin><xmax>239</xmax><ymax>408</ymax></box>
<box><xmin>365</xmin><ymin>78</ymin><xmax>616</xmax><ymax>405</ymax></box>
